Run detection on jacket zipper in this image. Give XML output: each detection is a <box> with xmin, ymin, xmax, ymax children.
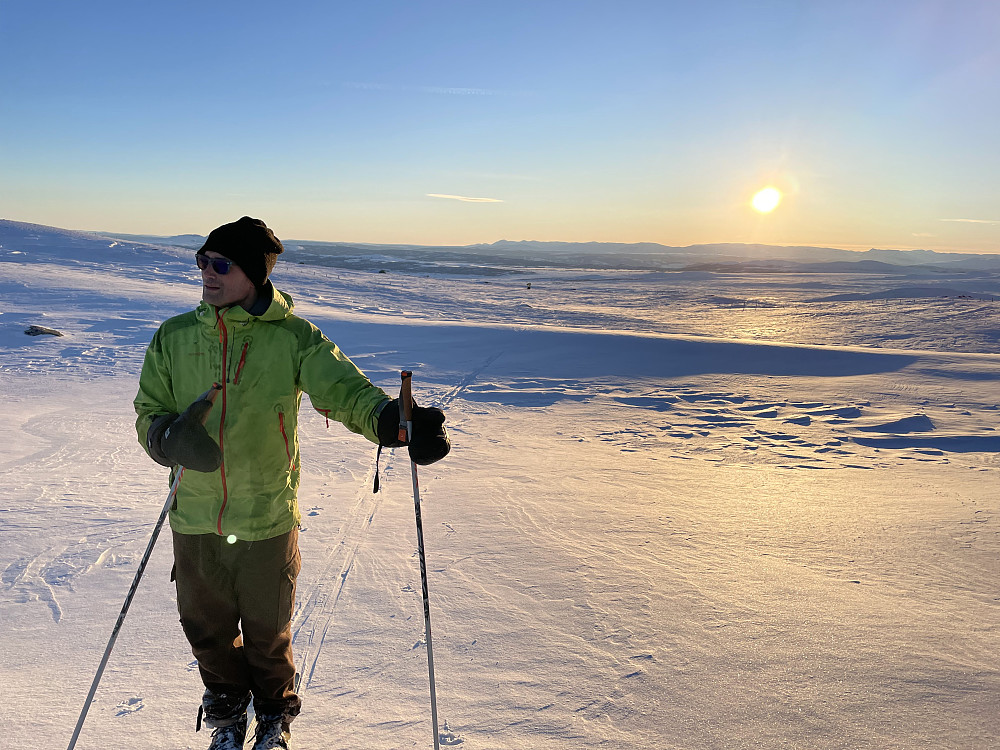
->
<box><xmin>279</xmin><ymin>411</ymin><xmax>295</xmax><ymax>470</ymax></box>
<box><xmin>216</xmin><ymin>311</ymin><xmax>229</xmax><ymax>536</ymax></box>
<box><xmin>234</xmin><ymin>341</ymin><xmax>249</xmax><ymax>385</ymax></box>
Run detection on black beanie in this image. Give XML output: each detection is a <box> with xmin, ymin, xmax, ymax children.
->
<box><xmin>197</xmin><ymin>216</ymin><xmax>284</xmax><ymax>288</ymax></box>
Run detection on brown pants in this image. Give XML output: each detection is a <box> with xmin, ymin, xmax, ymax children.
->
<box><xmin>172</xmin><ymin>528</ymin><xmax>302</xmax><ymax>722</ymax></box>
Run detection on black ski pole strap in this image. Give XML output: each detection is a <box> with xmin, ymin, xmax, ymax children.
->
<box><xmin>169</xmin><ymin>467</ymin><xmax>180</xmax><ymax>511</ymax></box>
<box><xmin>373</xmin><ymin>444</ymin><xmax>384</xmax><ymax>494</ymax></box>
<box><xmin>196</xmin><ymin>703</ymin><xmax>204</xmax><ymax>732</ymax></box>
<box><xmin>373</xmin><ymin>371</ymin><xmax>415</xmax><ymax>494</ymax></box>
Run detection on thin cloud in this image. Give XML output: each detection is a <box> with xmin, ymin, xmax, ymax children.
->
<box><xmin>427</xmin><ymin>193</ymin><xmax>503</xmax><ymax>203</ymax></box>
<box><xmin>940</xmin><ymin>218</ymin><xmax>1000</xmax><ymax>225</ymax></box>
<box><xmin>343</xmin><ymin>82</ymin><xmax>394</xmax><ymax>92</ymax></box>
<box><xmin>417</xmin><ymin>85</ymin><xmax>492</xmax><ymax>96</ymax></box>
<box><xmin>344</xmin><ymin>82</ymin><xmax>531</xmax><ymax>97</ymax></box>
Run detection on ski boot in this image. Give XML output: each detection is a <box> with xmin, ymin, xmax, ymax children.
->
<box><xmin>252</xmin><ymin>713</ymin><xmax>292</xmax><ymax>749</ymax></box>
<box><xmin>207</xmin><ymin>713</ymin><xmax>248</xmax><ymax>750</ymax></box>
<box><xmin>199</xmin><ymin>689</ymin><xmax>252</xmax><ymax>750</ymax></box>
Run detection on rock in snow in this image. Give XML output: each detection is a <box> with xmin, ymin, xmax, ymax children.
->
<box><xmin>24</xmin><ymin>325</ymin><xmax>64</xmax><ymax>337</ymax></box>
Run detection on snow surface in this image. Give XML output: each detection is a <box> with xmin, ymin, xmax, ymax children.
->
<box><xmin>0</xmin><ymin>222</ymin><xmax>998</xmax><ymax>749</ymax></box>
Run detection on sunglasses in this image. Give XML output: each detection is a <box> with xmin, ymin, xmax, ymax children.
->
<box><xmin>196</xmin><ymin>254</ymin><xmax>234</xmax><ymax>274</ymax></box>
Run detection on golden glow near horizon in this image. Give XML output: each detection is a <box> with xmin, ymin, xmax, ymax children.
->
<box><xmin>752</xmin><ymin>187</ymin><xmax>783</xmax><ymax>214</ymax></box>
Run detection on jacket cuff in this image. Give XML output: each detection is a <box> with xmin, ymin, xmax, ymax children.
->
<box><xmin>375</xmin><ymin>399</ymin><xmax>405</xmax><ymax>446</ymax></box>
<box><xmin>146</xmin><ymin>413</ymin><xmax>178</xmax><ymax>468</ymax></box>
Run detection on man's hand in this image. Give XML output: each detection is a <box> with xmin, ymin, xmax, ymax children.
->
<box><xmin>377</xmin><ymin>399</ymin><xmax>451</xmax><ymax>465</ymax></box>
<box><xmin>147</xmin><ymin>396</ymin><xmax>223</xmax><ymax>472</ymax></box>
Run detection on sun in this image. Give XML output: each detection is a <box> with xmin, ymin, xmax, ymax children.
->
<box><xmin>752</xmin><ymin>187</ymin><xmax>782</xmax><ymax>213</ymax></box>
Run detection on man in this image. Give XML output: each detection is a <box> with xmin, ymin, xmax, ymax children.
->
<box><xmin>134</xmin><ymin>217</ymin><xmax>449</xmax><ymax>750</ymax></box>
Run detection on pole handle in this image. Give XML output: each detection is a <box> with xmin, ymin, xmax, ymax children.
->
<box><xmin>400</xmin><ymin>370</ymin><xmax>414</xmax><ymax>423</ymax></box>
<box><xmin>199</xmin><ymin>382</ymin><xmax>222</xmax><ymax>415</ymax></box>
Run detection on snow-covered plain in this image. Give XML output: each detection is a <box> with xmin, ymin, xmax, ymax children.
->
<box><xmin>1</xmin><ymin>221</ymin><xmax>997</xmax><ymax>749</ymax></box>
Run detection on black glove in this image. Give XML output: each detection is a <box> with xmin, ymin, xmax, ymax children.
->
<box><xmin>147</xmin><ymin>399</ymin><xmax>222</xmax><ymax>472</ymax></box>
<box><xmin>376</xmin><ymin>399</ymin><xmax>451</xmax><ymax>466</ymax></box>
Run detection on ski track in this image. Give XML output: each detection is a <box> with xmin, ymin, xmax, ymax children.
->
<box><xmin>1</xmin><ymin>520</ymin><xmax>151</xmax><ymax>623</ymax></box>
<box><xmin>292</xmin><ymin>354</ymin><xmax>496</xmax><ymax>690</ymax></box>
<box><xmin>437</xmin><ymin>351</ymin><xmax>506</xmax><ymax>408</ymax></box>
<box><xmin>292</xmin><ymin>472</ymin><xmax>386</xmax><ymax>691</ymax></box>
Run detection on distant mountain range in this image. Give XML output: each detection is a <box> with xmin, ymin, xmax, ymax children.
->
<box><xmin>472</xmin><ymin>240</ymin><xmax>1000</xmax><ymax>272</ymax></box>
<box><xmin>3</xmin><ymin>218</ymin><xmax>999</xmax><ymax>274</ymax></box>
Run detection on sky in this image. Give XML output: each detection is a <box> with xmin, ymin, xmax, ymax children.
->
<box><xmin>2</xmin><ymin>0</ymin><xmax>999</xmax><ymax>252</ymax></box>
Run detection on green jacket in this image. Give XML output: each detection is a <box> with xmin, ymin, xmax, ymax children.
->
<box><xmin>134</xmin><ymin>286</ymin><xmax>389</xmax><ymax>541</ymax></box>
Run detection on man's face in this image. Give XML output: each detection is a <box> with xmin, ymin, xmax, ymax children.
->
<box><xmin>199</xmin><ymin>251</ymin><xmax>257</xmax><ymax>309</ymax></box>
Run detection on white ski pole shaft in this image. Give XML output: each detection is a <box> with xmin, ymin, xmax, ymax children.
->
<box><xmin>66</xmin><ymin>468</ymin><xmax>184</xmax><ymax>750</ymax></box>
<box><xmin>401</xmin><ymin>370</ymin><xmax>441</xmax><ymax>750</ymax></box>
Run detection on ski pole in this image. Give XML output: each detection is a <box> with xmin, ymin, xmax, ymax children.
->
<box><xmin>400</xmin><ymin>370</ymin><xmax>441</xmax><ymax>750</ymax></box>
<box><xmin>67</xmin><ymin>384</ymin><xmax>220</xmax><ymax>750</ymax></box>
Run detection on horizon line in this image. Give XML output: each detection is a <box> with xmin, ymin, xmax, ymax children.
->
<box><xmin>1</xmin><ymin>217</ymin><xmax>997</xmax><ymax>256</ymax></box>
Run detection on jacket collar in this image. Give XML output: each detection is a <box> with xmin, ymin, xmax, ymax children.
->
<box><xmin>196</xmin><ymin>283</ymin><xmax>295</xmax><ymax>325</ymax></box>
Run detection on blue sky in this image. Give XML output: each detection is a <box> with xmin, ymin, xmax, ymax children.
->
<box><xmin>2</xmin><ymin>0</ymin><xmax>999</xmax><ymax>251</ymax></box>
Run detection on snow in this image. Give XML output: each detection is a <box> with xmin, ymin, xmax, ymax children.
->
<box><xmin>0</xmin><ymin>220</ymin><xmax>997</xmax><ymax>749</ymax></box>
